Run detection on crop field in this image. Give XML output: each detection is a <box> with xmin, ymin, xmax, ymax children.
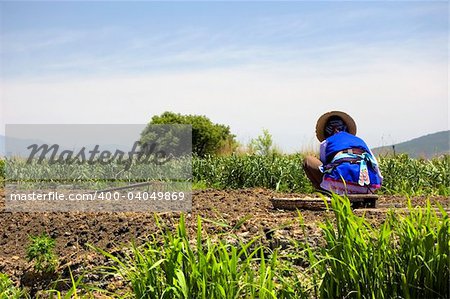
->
<box><xmin>0</xmin><ymin>154</ymin><xmax>449</xmax><ymax>298</ymax></box>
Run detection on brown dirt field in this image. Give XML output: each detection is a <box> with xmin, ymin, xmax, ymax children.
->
<box><xmin>0</xmin><ymin>188</ymin><xmax>448</xmax><ymax>295</ymax></box>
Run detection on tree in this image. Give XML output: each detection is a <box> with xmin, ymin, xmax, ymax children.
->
<box><xmin>249</xmin><ymin>129</ymin><xmax>276</xmax><ymax>155</ymax></box>
<box><xmin>140</xmin><ymin>112</ymin><xmax>236</xmax><ymax>157</ymax></box>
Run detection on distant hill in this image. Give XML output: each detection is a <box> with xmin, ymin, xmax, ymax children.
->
<box><xmin>0</xmin><ymin>134</ymin><xmax>46</xmax><ymax>157</ymax></box>
<box><xmin>373</xmin><ymin>130</ymin><xmax>449</xmax><ymax>159</ymax></box>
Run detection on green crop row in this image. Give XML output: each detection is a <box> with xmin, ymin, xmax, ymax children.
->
<box><xmin>3</xmin><ymin>195</ymin><xmax>447</xmax><ymax>298</ymax></box>
<box><xmin>193</xmin><ymin>154</ymin><xmax>450</xmax><ymax>196</ymax></box>
<box><xmin>0</xmin><ymin>159</ymin><xmax>4</xmax><ymax>184</ymax></box>
<box><xmin>193</xmin><ymin>153</ymin><xmax>313</xmax><ymax>193</ymax></box>
<box><xmin>377</xmin><ymin>154</ymin><xmax>450</xmax><ymax>196</ymax></box>
<box><xmin>312</xmin><ymin>195</ymin><xmax>449</xmax><ymax>298</ymax></box>
<box><xmin>1</xmin><ymin>154</ymin><xmax>448</xmax><ymax>195</ymax></box>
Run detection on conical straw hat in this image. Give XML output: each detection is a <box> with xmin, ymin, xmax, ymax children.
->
<box><xmin>315</xmin><ymin>111</ymin><xmax>357</xmax><ymax>142</ymax></box>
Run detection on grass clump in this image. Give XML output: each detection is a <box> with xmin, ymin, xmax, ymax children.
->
<box><xmin>95</xmin><ymin>215</ymin><xmax>309</xmax><ymax>299</ymax></box>
<box><xmin>95</xmin><ymin>195</ymin><xmax>448</xmax><ymax>298</ymax></box>
<box><xmin>0</xmin><ymin>273</ymin><xmax>28</xmax><ymax>299</ymax></box>
<box><xmin>310</xmin><ymin>194</ymin><xmax>449</xmax><ymax>299</ymax></box>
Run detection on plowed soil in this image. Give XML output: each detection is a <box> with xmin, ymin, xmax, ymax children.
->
<box><xmin>0</xmin><ymin>188</ymin><xmax>448</xmax><ymax>295</ymax></box>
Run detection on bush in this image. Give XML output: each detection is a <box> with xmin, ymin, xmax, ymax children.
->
<box><xmin>249</xmin><ymin>129</ymin><xmax>278</xmax><ymax>155</ymax></box>
<box><xmin>141</xmin><ymin>111</ymin><xmax>237</xmax><ymax>157</ymax></box>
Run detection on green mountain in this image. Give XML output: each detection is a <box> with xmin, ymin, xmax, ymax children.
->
<box><xmin>373</xmin><ymin>130</ymin><xmax>449</xmax><ymax>159</ymax></box>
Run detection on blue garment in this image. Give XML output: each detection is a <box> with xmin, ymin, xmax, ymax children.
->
<box><xmin>319</xmin><ymin>132</ymin><xmax>382</xmax><ymax>194</ymax></box>
<box><xmin>323</xmin><ymin>132</ymin><xmax>370</xmax><ymax>163</ymax></box>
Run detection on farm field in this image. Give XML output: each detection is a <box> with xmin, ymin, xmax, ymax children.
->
<box><xmin>2</xmin><ymin>2</ymin><xmax>449</xmax><ymax>297</ymax></box>
<box><xmin>0</xmin><ymin>187</ymin><xmax>449</xmax><ymax>297</ymax></box>
<box><xmin>0</xmin><ymin>154</ymin><xmax>449</xmax><ymax>298</ymax></box>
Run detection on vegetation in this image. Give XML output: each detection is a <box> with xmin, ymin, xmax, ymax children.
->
<box><xmin>248</xmin><ymin>129</ymin><xmax>277</xmax><ymax>155</ymax></box>
<box><xmin>0</xmin><ymin>194</ymin><xmax>448</xmax><ymax>298</ymax></box>
<box><xmin>0</xmin><ymin>140</ymin><xmax>448</xmax><ymax>296</ymax></box>
<box><xmin>310</xmin><ymin>195</ymin><xmax>449</xmax><ymax>298</ymax></box>
<box><xmin>5</xmin><ymin>155</ymin><xmax>191</xmax><ymax>190</ymax></box>
<box><xmin>95</xmin><ymin>215</ymin><xmax>300</xmax><ymax>299</ymax></box>
<box><xmin>378</xmin><ymin>154</ymin><xmax>450</xmax><ymax>196</ymax></box>
<box><xmin>193</xmin><ymin>154</ymin><xmax>450</xmax><ymax>195</ymax></box>
<box><xmin>26</xmin><ymin>233</ymin><xmax>58</xmax><ymax>273</ymax></box>
<box><xmin>193</xmin><ymin>153</ymin><xmax>312</xmax><ymax>192</ymax></box>
<box><xmin>1</xmin><ymin>154</ymin><xmax>449</xmax><ymax>195</ymax></box>
<box><xmin>0</xmin><ymin>273</ymin><xmax>25</xmax><ymax>299</ymax></box>
<box><xmin>88</xmin><ymin>195</ymin><xmax>448</xmax><ymax>299</ymax></box>
<box><xmin>141</xmin><ymin>112</ymin><xmax>237</xmax><ymax>156</ymax></box>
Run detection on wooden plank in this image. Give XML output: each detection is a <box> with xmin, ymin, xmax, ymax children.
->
<box><xmin>272</xmin><ymin>197</ymin><xmax>330</xmax><ymax>203</ymax></box>
<box><xmin>271</xmin><ymin>194</ymin><xmax>379</xmax><ymax>210</ymax></box>
<box><xmin>270</xmin><ymin>197</ymin><xmax>330</xmax><ymax>210</ymax></box>
<box><xmin>347</xmin><ymin>194</ymin><xmax>378</xmax><ymax>199</ymax></box>
<box><xmin>347</xmin><ymin>194</ymin><xmax>378</xmax><ymax>202</ymax></box>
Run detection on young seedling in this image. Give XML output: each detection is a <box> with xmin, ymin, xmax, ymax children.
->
<box><xmin>0</xmin><ymin>273</ymin><xmax>27</xmax><ymax>299</ymax></box>
<box><xmin>26</xmin><ymin>233</ymin><xmax>58</xmax><ymax>273</ymax></box>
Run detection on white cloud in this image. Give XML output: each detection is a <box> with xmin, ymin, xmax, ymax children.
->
<box><xmin>2</xmin><ymin>48</ymin><xmax>447</xmax><ymax>151</ymax></box>
<box><xmin>1</xmin><ymin>2</ymin><xmax>447</xmax><ymax>151</ymax></box>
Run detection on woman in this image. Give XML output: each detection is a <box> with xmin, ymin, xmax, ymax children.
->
<box><xmin>303</xmin><ymin>111</ymin><xmax>382</xmax><ymax>195</ymax></box>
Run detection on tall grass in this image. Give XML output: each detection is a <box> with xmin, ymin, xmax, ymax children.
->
<box><xmin>193</xmin><ymin>153</ymin><xmax>313</xmax><ymax>192</ymax></box>
<box><xmin>2</xmin><ymin>194</ymin><xmax>445</xmax><ymax>298</ymax></box>
<box><xmin>2</xmin><ymin>156</ymin><xmax>191</xmax><ymax>190</ymax></box>
<box><xmin>378</xmin><ymin>154</ymin><xmax>450</xmax><ymax>196</ymax></box>
<box><xmin>95</xmin><ymin>195</ymin><xmax>448</xmax><ymax>298</ymax></box>
<box><xmin>312</xmin><ymin>194</ymin><xmax>449</xmax><ymax>298</ymax></box>
<box><xmin>1</xmin><ymin>154</ymin><xmax>448</xmax><ymax>195</ymax></box>
<box><xmin>0</xmin><ymin>273</ymin><xmax>27</xmax><ymax>299</ymax></box>
<box><xmin>0</xmin><ymin>159</ymin><xmax>4</xmax><ymax>186</ymax></box>
<box><xmin>193</xmin><ymin>154</ymin><xmax>450</xmax><ymax>195</ymax></box>
<box><xmin>94</xmin><ymin>215</ymin><xmax>309</xmax><ymax>299</ymax></box>
<box><xmin>393</xmin><ymin>200</ymin><xmax>449</xmax><ymax>298</ymax></box>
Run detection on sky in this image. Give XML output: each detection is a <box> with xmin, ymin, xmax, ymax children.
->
<box><xmin>0</xmin><ymin>1</ymin><xmax>448</xmax><ymax>152</ymax></box>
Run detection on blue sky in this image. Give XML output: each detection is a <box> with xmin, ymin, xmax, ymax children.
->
<box><xmin>0</xmin><ymin>1</ymin><xmax>448</xmax><ymax>151</ymax></box>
